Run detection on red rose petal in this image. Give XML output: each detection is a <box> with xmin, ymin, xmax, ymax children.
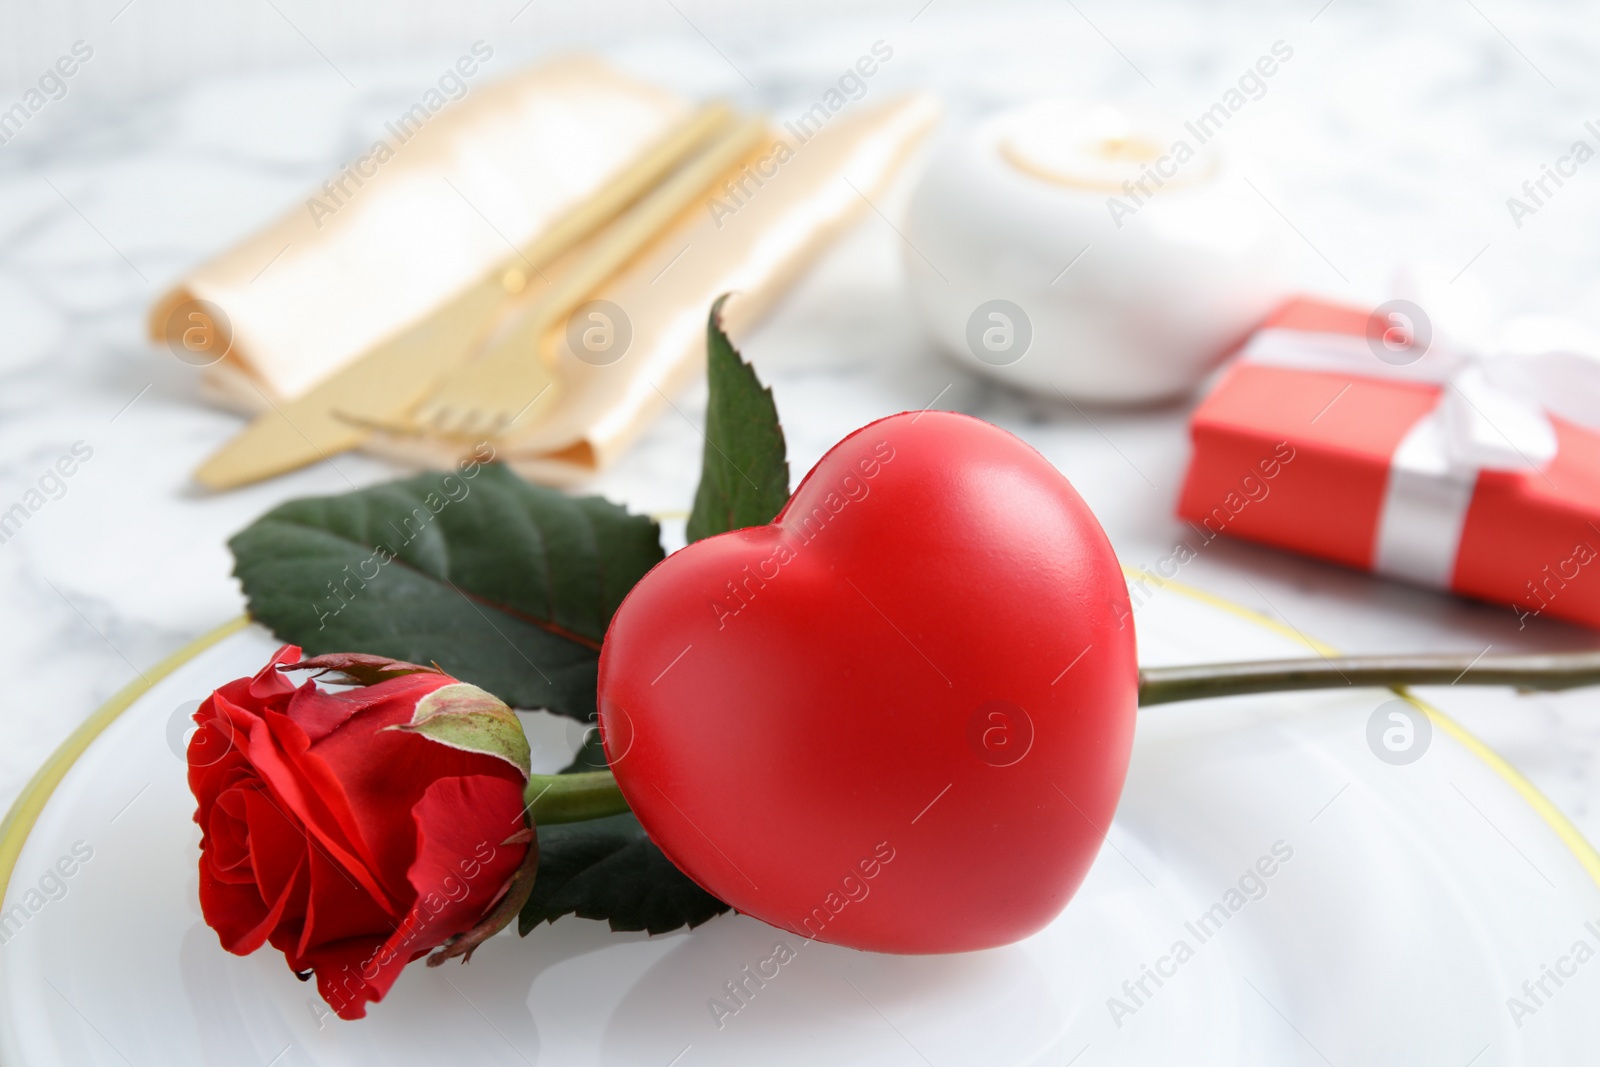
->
<box><xmin>279</xmin><ymin>668</ymin><xmax>447</xmax><ymax>743</ymax></box>
<box><xmin>283</xmin><ymin>678</ymin><xmax>386</xmax><ymax>743</ymax></box>
<box><xmin>187</xmin><ymin>695</ymin><xmax>255</xmax><ymax>812</ymax></box>
<box><xmin>241</xmin><ymin>711</ymin><xmax>399</xmax><ymax>914</ymax></box>
<box><xmin>307</xmin><ymin>685</ymin><xmax>524</xmax><ymax>901</ymax></box>
<box><xmin>307</xmin><ymin>936</ymin><xmax>389</xmax><ymax>1021</ymax></box>
<box><xmin>286</xmin><ymin>838</ymin><xmax>399</xmax><ymax>966</ymax></box>
<box><xmin>247</xmin><ymin>645</ymin><xmax>302</xmax><ymax>703</ymax></box>
<box><xmin>308</xmin><ymin>776</ymin><xmax>528</xmax><ymax>1019</ymax></box>
<box><xmin>201</xmin><ymin>847</ymin><xmax>305</xmax><ymax>956</ymax></box>
<box><xmin>204</xmin><ymin>792</ymin><xmax>254</xmax><ymax>882</ymax></box>
<box><xmin>198</xmin><ymin>863</ymin><xmax>271</xmax><ymax>952</ymax></box>
<box><xmin>241</xmin><ymin>787</ymin><xmax>313</xmax><ymax>912</ymax></box>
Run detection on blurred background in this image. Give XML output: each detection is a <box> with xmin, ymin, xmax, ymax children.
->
<box><xmin>4</xmin><ymin>0</ymin><xmax>1598</xmax><ymax>313</ymax></box>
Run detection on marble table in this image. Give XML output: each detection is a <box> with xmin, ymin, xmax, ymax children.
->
<box><xmin>2</xmin><ymin>0</ymin><xmax>1598</xmax><ymax>865</ymax></box>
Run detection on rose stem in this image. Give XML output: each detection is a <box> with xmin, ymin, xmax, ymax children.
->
<box><xmin>1137</xmin><ymin>649</ymin><xmax>1600</xmax><ymax>706</ymax></box>
<box><xmin>524</xmin><ymin>770</ymin><xmax>630</xmax><ymax>824</ymax></box>
<box><xmin>523</xmin><ymin>650</ymin><xmax>1600</xmax><ymax>823</ymax></box>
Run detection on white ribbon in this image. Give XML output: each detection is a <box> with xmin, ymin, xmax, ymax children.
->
<box><xmin>1239</xmin><ymin>312</ymin><xmax>1600</xmax><ymax>589</ymax></box>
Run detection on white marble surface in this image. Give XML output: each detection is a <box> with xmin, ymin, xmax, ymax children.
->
<box><xmin>3</xmin><ymin>0</ymin><xmax>1600</xmax><ymax>849</ymax></box>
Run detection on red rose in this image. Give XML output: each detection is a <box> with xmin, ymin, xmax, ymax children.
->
<box><xmin>188</xmin><ymin>646</ymin><xmax>535</xmax><ymax>1019</ymax></box>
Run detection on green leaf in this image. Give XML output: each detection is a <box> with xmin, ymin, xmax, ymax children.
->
<box><xmin>519</xmin><ymin>813</ymin><xmax>730</xmax><ymax>935</ymax></box>
<box><xmin>685</xmin><ymin>295</ymin><xmax>791</xmax><ymax>543</ymax></box>
<box><xmin>229</xmin><ymin>465</ymin><xmax>664</xmax><ymax>720</ymax></box>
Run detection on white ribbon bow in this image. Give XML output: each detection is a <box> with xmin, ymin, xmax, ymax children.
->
<box><xmin>1240</xmin><ymin>300</ymin><xmax>1600</xmax><ymax>589</ymax></box>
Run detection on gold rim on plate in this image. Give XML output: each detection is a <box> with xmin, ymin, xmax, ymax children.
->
<box><xmin>0</xmin><ymin>615</ymin><xmax>250</xmax><ymax>897</ymax></box>
<box><xmin>1125</xmin><ymin>567</ymin><xmax>1600</xmax><ymax>888</ymax></box>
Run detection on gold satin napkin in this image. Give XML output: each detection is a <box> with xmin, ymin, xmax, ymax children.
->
<box><xmin>152</xmin><ymin>56</ymin><xmax>938</xmax><ymax>486</ymax></box>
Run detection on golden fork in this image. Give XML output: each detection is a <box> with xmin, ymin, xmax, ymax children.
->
<box><xmin>406</xmin><ymin>112</ymin><xmax>769</xmax><ymax>441</ymax></box>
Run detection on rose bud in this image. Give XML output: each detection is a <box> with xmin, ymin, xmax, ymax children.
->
<box><xmin>187</xmin><ymin>646</ymin><xmax>537</xmax><ymax>1020</ymax></box>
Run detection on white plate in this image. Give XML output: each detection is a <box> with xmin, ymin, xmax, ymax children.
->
<box><xmin>3</xmin><ymin>580</ymin><xmax>1599</xmax><ymax>1066</ymax></box>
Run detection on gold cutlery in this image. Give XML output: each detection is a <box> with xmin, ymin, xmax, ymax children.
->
<box><xmin>406</xmin><ymin>114</ymin><xmax>768</xmax><ymax>440</ymax></box>
<box><xmin>192</xmin><ymin>102</ymin><xmax>738</xmax><ymax>491</ymax></box>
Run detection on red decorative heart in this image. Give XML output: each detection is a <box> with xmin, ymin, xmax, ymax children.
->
<box><xmin>598</xmin><ymin>411</ymin><xmax>1137</xmax><ymax>952</ymax></box>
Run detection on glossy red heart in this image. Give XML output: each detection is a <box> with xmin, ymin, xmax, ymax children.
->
<box><xmin>597</xmin><ymin>411</ymin><xmax>1137</xmax><ymax>952</ymax></box>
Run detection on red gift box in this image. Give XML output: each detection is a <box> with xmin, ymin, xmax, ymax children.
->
<box><xmin>1178</xmin><ymin>297</ymin><xmax>1600</xmax><ymax>630</ymax></box>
